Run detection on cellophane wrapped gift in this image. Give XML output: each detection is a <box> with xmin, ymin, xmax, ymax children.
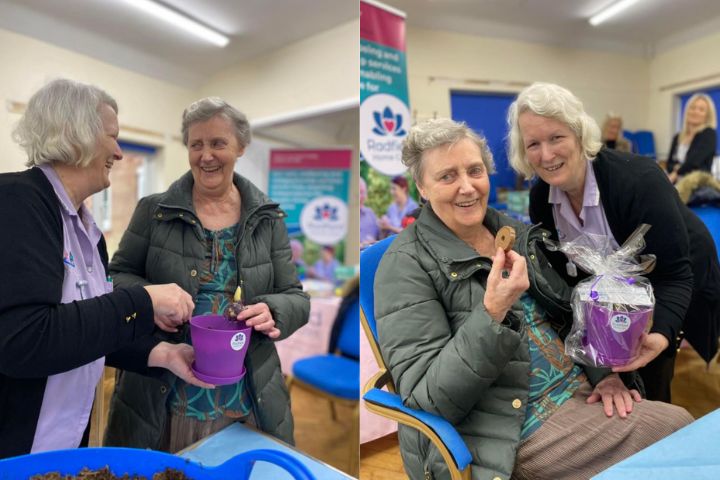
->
<box><xmin>549</xmin><ymin>225</ymin><xmax>656</xmax><ymax>368</ymax></box>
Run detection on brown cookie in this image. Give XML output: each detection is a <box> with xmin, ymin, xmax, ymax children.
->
<box><xmin>495</xmin><ymin>226</ymin><xmax>516</xmax><ymax>252</ymax></box>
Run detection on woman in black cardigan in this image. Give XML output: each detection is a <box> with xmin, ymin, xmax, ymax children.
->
<box><xmin>666</xmin><ymin>93</ymin><xmax>717</xmax><ymax>184</ymax></box>
<box><xmin>507</xmin><ymin>82</ymin><xmax>720</xmax><ymax>403</ymax></box>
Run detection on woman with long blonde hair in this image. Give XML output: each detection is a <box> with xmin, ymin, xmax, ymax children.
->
<box><xmin>666</xmin><ymin>93</ymin><xmax>717</xmax><ymax>184</ymax></box>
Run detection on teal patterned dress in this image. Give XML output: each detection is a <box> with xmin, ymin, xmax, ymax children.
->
<box><xmin>519</xmin><ymin>293</ymin><xmax>587</xmax><ymax>440</ymax></box>
<box><xmin>169</xmin><ymin>225</ymin><xmax>253</xmax><ymax>421</ymax></box>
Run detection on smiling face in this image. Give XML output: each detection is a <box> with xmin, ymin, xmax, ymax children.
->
<box><xmin>518</xmin><ymin>112</ymin><xmax>586</xmax><ymax>197</ymax></box>
<box><xmin>187</xmin><ymin>114</ymin><xmax>244</xmax><ymax>196</ymax></box>
<box><xmin>686</xmin><ymin>97</ymin><xmax>710</xmax><ymax>129</ymax></box>
<box><xmin>87</xmin><ymin>103</ymin><xmax>122</xmax><ymax>194</ymax></box>
<box><xmin>417</xmin><ymin>138</ymin><xmax>490</xmax><ymax>239</ymax></box>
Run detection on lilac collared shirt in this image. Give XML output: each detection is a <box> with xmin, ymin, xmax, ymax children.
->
<box><xmin>549</xmin><ymin>160</ymin><xmax>619</xmax><ymax>254</ymax></box>
<box><xmin>360</xmin><ymin>205</ymin><xmax>380</xmax><ymax>243</ymax></box>
<box><xmin>32</xmin><ymin>165</ymin><xmax>113</xmax><ymax>453</ymax></box>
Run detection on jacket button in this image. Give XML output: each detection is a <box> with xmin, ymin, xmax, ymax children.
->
<box><xmin>529</xmin><ymin>254</ymin><xmax>535</xmax><ymax>260</ymax></box>
<box><xmin>493</xmin><ymin>477</ymin><xmax>503</xmax><ymax>480</ymax></box>
<box><xmin>156</xmin><ymin>213</ymin><xmax>163</xmax><ymax>218</ymax></box>
<box><xmin>512</xmin><ymin>399</ymin><xmax>522</xmax><ymax>409</ymax></box>
<box><xmin>179</xmin><ymin>213</ymin><xmax>184</xmax><ymax>217</ymax></box>
<box><xmin>450</xmin><ymin>272</ymin><xmax>458</xmax><ymax>278</ymax></box>
<box><xmin>190</xmin><ymin>269</ymin><xmax>197</xmax><ymax>277</ymax></box>
<box><xmin>191</xmin><ymin>219</ymin><xmax>196</xmax><ymax>224</ymax></box>
<box><xmin>160</xmin><ymin>386</ymin><xmax>167</xmax><ymax>394</ymax></box>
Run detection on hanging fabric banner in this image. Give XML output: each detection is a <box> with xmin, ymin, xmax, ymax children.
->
<box><xmin>360</xmin><ymin>0</ymin><xmax>409</xmax><ymax>176</ymax></box>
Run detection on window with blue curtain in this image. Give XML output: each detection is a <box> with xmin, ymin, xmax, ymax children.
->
<box><xmin>678</xmin><ymin>88</ymin><xmax>720</xmax><ymax>155</ymax></box>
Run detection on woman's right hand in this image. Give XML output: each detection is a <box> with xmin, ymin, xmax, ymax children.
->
<box><xmin>483</xmin><ymin>248</ymin><xmax>529</xmax><ymax>322</ymax></box>
<box><xmin>143</xmin><ymin>284</ymin><xmax>195</xmax><ymax>332</ymax></box>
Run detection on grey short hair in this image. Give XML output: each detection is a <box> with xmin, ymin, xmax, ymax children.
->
<box><xmin>508</xmin><ymin>82</ymin><xmax>602</xmax><ymax>180</ymax></box>
<box><xmin>402</xmin><ymin>118</ymin><xmax>495</xmax><ymax>186</ymax></box>
<box><xmin>13</xmin><ymin>78</ymin><xmax>118</xmax><ymax>168</ymax></box>
<box><xmin>181</xmin><ymin>97</ymin><xmax>251</xmax><ymax>147</ymax></box>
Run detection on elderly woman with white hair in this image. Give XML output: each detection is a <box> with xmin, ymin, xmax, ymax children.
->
<box><xmin>508</xmin><ymin>82</ymin><xmax>720</xmax><ymax>403</ymax></box>
<box><xmin>666</xmin><ymin>93</ymin><xmax>718</xmax><ymax>184</ymax></box>
<box><xmin>0</xmin><ymin>78</ymin><xmax>206</xmax><ymax>459</ymax></box>
<box><xmin>104</xmin><ymin>97</ymin><xmax>310</xmax><ymax>452</ymax></box>
<box><xmin>375</xmin><ymin>117</ymin><xmax>692</xmax><ymax>480</ymax></box>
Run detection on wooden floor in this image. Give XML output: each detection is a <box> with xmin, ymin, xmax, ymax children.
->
<box><xmin>91</xmin><ymin>369</ymin><xmax>359</xmax><ymax>478</ymax></box>
<box><xmin>360</xmin><ymin>432</ymin><xmax>405</xmax><ymax>480</ymax></box>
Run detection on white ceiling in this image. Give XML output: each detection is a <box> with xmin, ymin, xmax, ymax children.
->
<box><xmin>384</xmin><ymin>0</ymin><xmax>720</xmax><ymax>57</ymax></box>
<box><xmin>0</xmin><ymin>0</ymin><xmax>358</xmax><ymax>89</ymax></box>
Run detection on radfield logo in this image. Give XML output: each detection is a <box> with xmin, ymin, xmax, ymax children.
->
<box><xmin>360</xmin><ymin>93</ymin><xmax>410</xmax><ymax>176</ymax></box>
<box><xmin>372</xmin><ymin>106</ymin><xmax>406</xmax><ymax>137</ymax></box>
<box><xmin>301</xmin><ymin>196</ymin><xmax>348</xmax><ymax>245</ymax></box>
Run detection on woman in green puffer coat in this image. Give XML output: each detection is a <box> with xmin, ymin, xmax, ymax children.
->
<box><xmin>103</xmin><ymin>97</ymin><xmax>309</xmax><ymax>452</ymax></box>
<box><xmin>374</xmin><ymin>118</ymin><xmax>692</xmax><ymax>480</ymax></box>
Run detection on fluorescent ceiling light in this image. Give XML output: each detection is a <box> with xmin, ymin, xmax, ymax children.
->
<box><xmin>121</xmin><ymin>0</ymin><xmax>229</xmax><ymax>47</ymax></box>
<box><xmin>589</xmin><ymin>0</ymin><xmax>640</xmax><ymax>26</ymax></box>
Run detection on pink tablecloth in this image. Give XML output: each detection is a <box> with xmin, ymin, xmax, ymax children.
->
<box><xmin>360</xmin><ymin>330</ymin><xmax>397</xmax><ymax>443</ymax></box>
<box><xmin>276</xmin><ymin>296</ymin><xmax>342</xmax><ymax>376</ymax></box>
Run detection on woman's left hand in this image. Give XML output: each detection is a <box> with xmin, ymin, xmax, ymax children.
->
<box><xmin>148</xmin><ymin>342</ymin><xmax>215</xmax><ymax>389</ymax></box>
<box><xmin>611</xmin><ymin>332</ymin><xmax>670</xmax><ymax>373</ymax></box>
<box><xmin>238</xmin><ymin>302</ymin><xmax>281</xmax><ymax>338</ymax></box>
<box><xmin>587</xmin><ymin>373</ymin><xmax>642</xmax><ymax>418</ymax></box>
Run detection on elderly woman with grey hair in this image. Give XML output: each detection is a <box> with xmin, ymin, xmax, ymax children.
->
<box><xmin>0</xmin><ymin>78</ymin><xmax>205</xmax><ymax>459</ymax></box>
<box><xmin>104</xmin><ymin>97</ymin><xmax>310</xmax><ymax>452</ymax></box>
<box><xmin>375</xmin><ymin>117</ymin><xmax>692</xmax><ymax>479</ymax></box>
<box><xmin>508</xmin><ymin>82</ymin><xmax>720</xmax><ymax>403</ymax></box>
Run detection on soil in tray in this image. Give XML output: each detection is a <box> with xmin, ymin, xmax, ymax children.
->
<box><xmin>30</xmin><ymin>466</ymin><xmax>193</xmax><ymax>480</ymax></box>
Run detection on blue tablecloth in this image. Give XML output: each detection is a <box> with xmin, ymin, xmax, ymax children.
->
<box><xmin>593</xmin><ymin>408</ymin><xmax>720</xmax><ymax>479</ymax></box>
<box><xmin>180</xmin><ymin>423</ymin><xmax>353</xmax><ymax>480</ymax></box>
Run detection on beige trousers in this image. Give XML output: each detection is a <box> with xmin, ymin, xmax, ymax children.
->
<box><xmin>511</xmin><ymin>382</ymin><xmax>693</xmax><ymax>480</ymax></box>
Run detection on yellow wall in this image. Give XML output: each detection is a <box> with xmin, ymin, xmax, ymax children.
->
<box><xmin>0</xmin><ymin>28</ymin><xmax>194</xmax><ymax>184</ymax></box>
<box><xmin>406</xmin><ymin>27</ymin><xmax>651</xmax><ymax>132</ymax></box>
<box><xmin>649</xmin><ymin>31</ymin><xmax>720</xmax><ymax>159</ymax></box>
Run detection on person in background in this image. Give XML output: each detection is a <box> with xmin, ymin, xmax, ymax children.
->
<box><xmin>508</xmin><ymin>82</ymin><xmax>720</xmax><ymax>402</ymax></box>
<box><xmin>309</xmin><ymin>245</ymin><xmax>340</xmax><ymax>283</ymax></box>
<box><xmin>379</xmin><ymin>175</ymin><xmax>418</xmax><ymax>236</ymax></box>
<box><xmin>601</xmin><ymin>113</ymin><xmax>632</xmax><ymax>153</ymax></box>
<box><xmin>359</xmin><ymin>177</ymin><xmax>380</xmax><ymax>248</ymax></box>
<box><xmin>104</xmin><ymin>97</ymin><xmax>310</xmax><ymax>452</ymax></box>
<box><xmin>375</xmin><ymin>118</ymin><xmax>692</xmax><ymax>480</ymax></box>
<box><xmin>0</xmin><ymin>78</ymin><xmax>207</xmax><ymax>459</ymax></box>
<box><xmin>666</xmin><ymin>93</ymin><xmax>718</xmax><ymax>184</ymax></box>
<box><xmin>290</xmin><ymin>239</ymin><xmax>307</xmax><ymax>279</ymax></box>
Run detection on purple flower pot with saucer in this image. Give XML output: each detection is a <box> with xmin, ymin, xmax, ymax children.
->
<box><xmin>190</xmin><ymin>314</ymin><xmax>252</xmax><ymax>385</ymax></box>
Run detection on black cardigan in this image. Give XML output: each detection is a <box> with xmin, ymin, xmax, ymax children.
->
<box><xmin>666</xmin><ymin>127</ymin><xmax>717</xmax><ymax>176</ymax></box>
<box><xmin>530</xmin><ymin>149</ymin><xmax>720</xmax><ymax>363</ymax></box>
<box><xmin>0</xmin><ymin>167</ymin><xmax>158</xmax><ymax>458</ymax></box>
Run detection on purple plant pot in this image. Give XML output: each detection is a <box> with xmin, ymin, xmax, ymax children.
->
<box><xmin>583</xmin><ymin>303</ymin><xmax>652</xmax><ymax>366</ymax></box>
<box><xmin>190</xmin><ymin>314</ymin><xmax>252</xmax><ymax>385</ymax></box>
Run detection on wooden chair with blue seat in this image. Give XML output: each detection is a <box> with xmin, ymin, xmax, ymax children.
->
<box><xmin>286</xmin><ymin>278</ymin><xmax>360</xmax><ymax>475</ymax></box>
<box><xmin>359</xmin><ymin>236</ymin><xmax>473</xmax><ymax>480</ymax></box>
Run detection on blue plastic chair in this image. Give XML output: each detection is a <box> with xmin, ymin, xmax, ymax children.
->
<box><xmin>359</xmin><ymin>236</ymin><xmax>473</xmax><ymax>480</ymax></box>
<box><xmin>633</xmin><ymin>130</ymin><xmax>657</xmax><ymax>159</ymax></box>
<box><xmin>287</xmin><ymin>285</ymin><xmax>359</xmax><ymax>474</ymax></box>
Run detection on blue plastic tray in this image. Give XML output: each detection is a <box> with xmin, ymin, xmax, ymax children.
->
<box><xmin>0</xmin><ymin>447</ymin><xmax>316</xmax><ymax>480</ymax></box>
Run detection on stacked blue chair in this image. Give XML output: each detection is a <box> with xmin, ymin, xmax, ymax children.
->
<box><xmin>288</xmin><ymin>288</ymin><xmax>359</xmax><ymax>474</ymax></box>
<box><xmin>359</xmin><ymin>235</ymin><xmax>473</xmax><ymax>480</ymax></box>
<box><xmin>633</xmin><ymin>130</ymin><xmax>657</xmax><ymax>159</ymax></box>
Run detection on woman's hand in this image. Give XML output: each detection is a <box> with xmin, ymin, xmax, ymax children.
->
<box><xmin>483</xmin><ymin>248</ymin><xmax>530</xmax><ymax>322</ymax></box>
<box><xmin>587</xmin><ymin>373</ymin><xmax>642</xmax><ymax>418</ymax></box>
<box><xmin>612</xmin><ymin>332</ymin><xmax>670</xmax><ymax>373</ymax></box>
<box><xmin>237</xmin><ymin>302</ymin><xmax>281</xmax><ymax>338</ymax></box>
<box><xmin>147</xmin><ymin>342</ymin><xmax>215</xmax><ymax>389</ymax></box>
<box><xmin>143</xmin><ymin>284</ymin><xmax>195</xmax><ymax>332</ymax></box>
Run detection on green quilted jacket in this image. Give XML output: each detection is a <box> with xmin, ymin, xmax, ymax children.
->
<box><xmin>375</xmin><ymin>206</ymin><xmax>612</xmax><ymax>480</ymax></box>
<box><xmin>103</xmin><ymin>171</ymin><xmax>309</xmax><ymax>448</ymax></box>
